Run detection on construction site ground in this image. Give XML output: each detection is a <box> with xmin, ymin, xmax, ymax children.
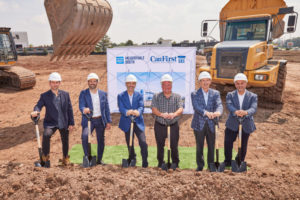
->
<box><xmin>0</xmin><ymin>51</ymin><xmax>299</xmax><ymax>199</ymax></box>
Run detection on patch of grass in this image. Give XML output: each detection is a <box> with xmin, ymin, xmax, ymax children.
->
<box><xmin>69</xmin><ymin>144</ymin><xmax>236</xmax><ymax>169</ymax></box>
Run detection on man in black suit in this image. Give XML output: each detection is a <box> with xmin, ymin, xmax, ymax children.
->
<box><xmin>31</xmin><ymin>72</ymin><xmax>74</xmax><ymax>167</ymax></box>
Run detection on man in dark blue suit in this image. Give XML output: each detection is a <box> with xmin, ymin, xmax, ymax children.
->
<box><xmin>79</xmin><ymin>73</ymin><xmax>112</xmax><ymax>165</ymax></box>
<box><xmin>117</xmin><ymin>74</ymin><xmax>148</xmax><ymax>168</ymax></box>
<box><xmin>191</xmin><ymin>71</ymin><xmax>223</xmax><ymax>171</ymax></box>
<box><xmin>31</xmin><ymin>72</ymin><xmax>74</xmax><ymax>167</ymax></box>
<box><xmin>224</xmin><ymin>73</ymin><xmax>257</xmax><ymax>167</ymax></box>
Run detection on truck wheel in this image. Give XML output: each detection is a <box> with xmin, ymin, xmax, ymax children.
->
<box><xmin>263</xmin><ymin>63</ymin><xmax>287</xmax><ymax>103</ymax></box>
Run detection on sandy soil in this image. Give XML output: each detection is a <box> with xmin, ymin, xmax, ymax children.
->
<box><xmin>0</xmin><ymin>53</ymin><xmax>299</xmax><ymax>199</ymax></box>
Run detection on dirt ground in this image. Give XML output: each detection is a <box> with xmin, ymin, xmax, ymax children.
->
<box><xmin>0</xmin><ymin>52</ymin><xmax>299</xmax><ymax>199</ymax></box>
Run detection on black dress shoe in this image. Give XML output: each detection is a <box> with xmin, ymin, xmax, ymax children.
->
<box><xmin>196</xmin><ymin>166</ymin><xmax>203</xmax><ymax>171</ymax></box>
<box><xmin>97</xmin><ymin>160</ymin><xmax>106</xmax><ymax>165</ymax></box>
<box><xmin>142</xmin><ymin>162</ymin><xmax>148</xmax><ymax>168</ymax></box>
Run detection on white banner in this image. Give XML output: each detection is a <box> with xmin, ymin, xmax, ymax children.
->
<box><xmin>107</xmin><ymin>47</ymin><xmax>196</xmax><ymax>114</ymax></box>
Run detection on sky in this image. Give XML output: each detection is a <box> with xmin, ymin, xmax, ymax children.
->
<box><xmin>0</xmin><ymin>0</ymin><xmax>299</xmax><ymax>46</ymax></box>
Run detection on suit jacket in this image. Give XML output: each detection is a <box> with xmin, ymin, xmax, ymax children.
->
<box><xmin>225</xmin><ymin>90</ymin><xmax>257</xmax><ymax>134</ymax></box>
<box><xmin>79</xmin><ymin>89</ymin><xmax>112</xmax><ymax>128</ymax></box>
<box><xmin>191</xmin><ymin>88</ymin><xmax>223</xmax><ymax>133</ymax></box>
<box><xmin>34</xmin><ymin>90</ymin><xmax>74</xmax><ymax>129</ymax></box>
<box><xmin>117</xmin><ymin>91</ymin><xmax>144</xmax><ymax>132</ymax></box>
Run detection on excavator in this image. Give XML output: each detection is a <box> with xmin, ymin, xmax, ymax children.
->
<box><xmin>0</xmin><ymin>0</ymin><xmax>113</xmax><ymax>89</ymax></box>
<box><xmin>200</xmin><ymin>0</ymin><xmax>298</xmax><ymax>103</ymax></box>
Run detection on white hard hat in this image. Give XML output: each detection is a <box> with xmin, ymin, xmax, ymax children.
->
<box><xmin>198</xmin><ymin>71</ymin><xmax>212</xmax><ymax>81</ymax></box>
<box><xmin>87</xmin><ymin>73</ymin><xmax>99</xmax><ymax>81</ymax></box>
<box><xmin>48</xmin><ymin>72</ymin><xmax>62</xmax><ymax>81</ymax></box>
<box><xmin>160</xmin><ymin>74</ymin><xmax>173</xmax><ymax>83</ymax></box>
<box><xmin>234</xmin><ymin>73</ymin><xmax>248</xmax><ymax>82</ymax></box>
<box><xmin>125</xmin><ymin>74</ymin><xmax>137</xmax><ymax>82</ymax></box>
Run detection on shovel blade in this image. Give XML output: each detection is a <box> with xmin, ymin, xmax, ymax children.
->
<box><xmin>82</xmin><ymin>156</ymin><xmax>90</xmax><ymax>168</ymax></box>
<box><xmin>129</xmin><ymin>159</ymin><xmax>136</xmax><ymax>167</ymax></box>
<box><xmin>121</xmin><ymin>158</ymin><xmax>129</xmax><ymax>168</ymax></box>
<box><xmin>231</xmin><ymin>160</ymin><xmax>247</xmax><ymax>173</ymax></box>
<box><xmin>208</xmin><ymin>163</ymin><xmax>217</xmax><ymax>172</ymax></box>
<box><xmin>238</xmin><ymin>161</ymin><xmax>247</xmax><ymax>172</ymax></box>
<box><xmin>217</xmin><ymin>162</ymin><xmax>226</xmax><ymax>172</ymax></box>
<box><xmin>90</xmin><ymin>156</ymin><xmax>97</xmax><ymax>167</ymax></box>
<box><xmin>161</xmin><ymin>163</ymin><xmax>168</xmax><ymax>171</ymax></box>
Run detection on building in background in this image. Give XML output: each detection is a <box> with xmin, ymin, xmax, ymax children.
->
<box><xmin>11</xmin><ymin>32</ymin><xmax>29</xmax><ymax>48</ymax></box>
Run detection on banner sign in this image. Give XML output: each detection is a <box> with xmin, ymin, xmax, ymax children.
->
<box><xmin>107</xmin><ymin>47</ymin><xmax>196</xmax><ymax>114</ymax></box>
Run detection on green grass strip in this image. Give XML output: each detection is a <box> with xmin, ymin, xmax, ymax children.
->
<box><xmin>69</xmin><ymin>144</ymin><xmax>237</xmax><ymax>169</ymax></box>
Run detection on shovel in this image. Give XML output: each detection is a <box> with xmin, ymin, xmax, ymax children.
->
<box><xmin>209</xmin><ymin>117</ymin><xmax>225</xmax><ymax>172</ymax></box>
<box><xmin>161</xmin><ymin>120</ymin><xmax>177</xmax><ymax>171</ymax></box>
<box><xmin>231</xmin><ymin>117</ymin><xmax>247</xmax><ymax>173</ymax></box>
<box><xmin>122</xmin><ymin>116</ymin><xmax>137</xmax><ymax>168</ymax></box>
<box><xmin>31</xmin><ymin>113</ymin><xmax>49</xmax><ymax>167</ymax></box>
<box><xmin>82</xmin><ymin>111</ymin><xmax>97</xmax><ymax>168</ymax></box>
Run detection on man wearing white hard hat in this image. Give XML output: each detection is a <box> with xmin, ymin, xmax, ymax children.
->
<box><xmin>151</xmin><ymin>74</ymin><xmax>183</xmax><ymax>169</ymax></box>
<box><xmin>223</xmin><ymin>73</ymin><xmax>257</xmax><ymax>167</ymax></box>
<box><xmin>31</xmin><ymin>72</ymin><xmax>75</xmax><ymax>167</ymax></box>
<box><xmin>117</xmin><ymin>74</ymin><xmax>148</xmax><ymax>168</ymax></box>
<box><xmin>191</xmin><ymin>71</ymin><xmax>223</xmax><ymax>171</ymax></box>
<box><xmin>79</xmin><ymin>73</ymin><xmax>112</xmax><ymax>165</ymax></box>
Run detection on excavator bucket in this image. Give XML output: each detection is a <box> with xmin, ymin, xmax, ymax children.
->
<box><xmin>44</xmin><ymin>0</ymin><xmax>113</xmax><ymax>61</ymax></box>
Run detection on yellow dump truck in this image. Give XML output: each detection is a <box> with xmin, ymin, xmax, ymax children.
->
<box><xmin>200</xmin><ymin>0</ymin><xmax>298</xmax><ymax>103</ymax></box>
<box><xmin>0</xmin><ymin>0</ymin><xmax>113</xmax><ymax>89</ymax></box>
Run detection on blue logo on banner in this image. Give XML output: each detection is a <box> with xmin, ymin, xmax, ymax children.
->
<box><xmin>116</xmin><ymin>57</ymin><xmax>124</xmax><ymax>64</ymax></box>
<box><xmin>178</xmin><ymin>56</ymin><xmax>186</xmax><ymax>63</ymax></box>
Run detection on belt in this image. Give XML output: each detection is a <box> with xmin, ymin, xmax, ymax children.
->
<box><xmin>92</xmin><ymin>116</ymin><xmax>102</xmax><ymax>119</ymax></box>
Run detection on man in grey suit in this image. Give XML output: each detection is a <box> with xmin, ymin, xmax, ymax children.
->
<box><xmin>224</xmin><ymin>73</ymin><xmax>257</xmax><ymax>167</ymax></box>
<box><xmin>191</xmin><ymin>71</ymin><xmax>223</xmax><ymax>171</ymax></box>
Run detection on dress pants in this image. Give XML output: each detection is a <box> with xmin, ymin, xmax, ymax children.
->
<box><xmin>154</xmin><ymin>121</ymin><xmax>179</xmax><ymax>166</ymax></box>
<box><xmin>125</xmin><ymin>123</ymin><xmax>148</xmax><ymax>165</ymax></box>
<box><xmin>43</xmin><ymin>127</ymin><xmax>69</xmax><ymax>157</ymax></box>
<box><xmin>82</xmin><ymin>117</ymin><xmax>105</xmax><ymax>161</ymax></box>
<box><xmin>194</xmin><ymin>122</ymin><xmax>215</xmax><ymax>170</ymax></box>
<box><xmin>224</xmin><ymin>127</ymin><xmax>250</xmax><ymax>166</ymax></box>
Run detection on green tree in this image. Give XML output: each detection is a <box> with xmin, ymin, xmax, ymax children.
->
<box><xmin>157</xmin><ymin>37</ymin><xmax>164</xmax><ymax>44</ymax></box>
<box><xmin>95</xmin><ymin>35</ymin><xmax>111</xmax><ymax>52</ymax></box>
<box><xmin>125</xmin><ymin>40</ymin><xmax>134</xmax><ymax>46</ymax></box>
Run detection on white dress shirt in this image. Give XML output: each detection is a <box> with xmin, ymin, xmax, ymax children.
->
<box><xmin>90</xmin><ymin>90</ymin><xmax>101</xmax><ymax>117</ymax></box>
<box><xmin>238</xmin><ymin>91</ymin><xmax>246</xmax><ymax>110</ymax></box>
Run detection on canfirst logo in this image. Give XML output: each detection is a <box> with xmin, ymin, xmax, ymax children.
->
<box><xmin>150</xmin><ymin>56</ymin><xmax>186</xmax><ymax>63</ymax></box>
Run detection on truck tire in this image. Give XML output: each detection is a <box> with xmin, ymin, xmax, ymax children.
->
<box><xmin>263</xmin><ymin>63</ymin><xmax>287</xmax><ymax>103</ymax></box>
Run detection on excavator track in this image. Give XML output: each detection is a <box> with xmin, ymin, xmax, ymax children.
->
<box><xmin>0</xmin><ymin>66</ymin><xmax>36</xmax><ymax>89</ymax></box>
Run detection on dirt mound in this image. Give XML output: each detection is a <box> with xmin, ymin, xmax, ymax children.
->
<box><xmin>0</xmin><ymin>55</ymin><xmax>300</xmax><ymax>199</ymax></box>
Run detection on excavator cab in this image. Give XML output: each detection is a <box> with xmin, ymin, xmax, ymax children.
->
<box><xmin>0</xmin><ymin>28</ymin><xmax>36</xmax><ymax>89</ymax></box>
<box><xmin>0</xmin><ymin>28</ymin><xmax>17</xmax><ymax>65</ymax></box>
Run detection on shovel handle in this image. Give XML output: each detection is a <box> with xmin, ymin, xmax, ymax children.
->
<box><xmin>167</xmin><ymin>125</ymin><xmax>171</xmax><ymax>150</ymax></box>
